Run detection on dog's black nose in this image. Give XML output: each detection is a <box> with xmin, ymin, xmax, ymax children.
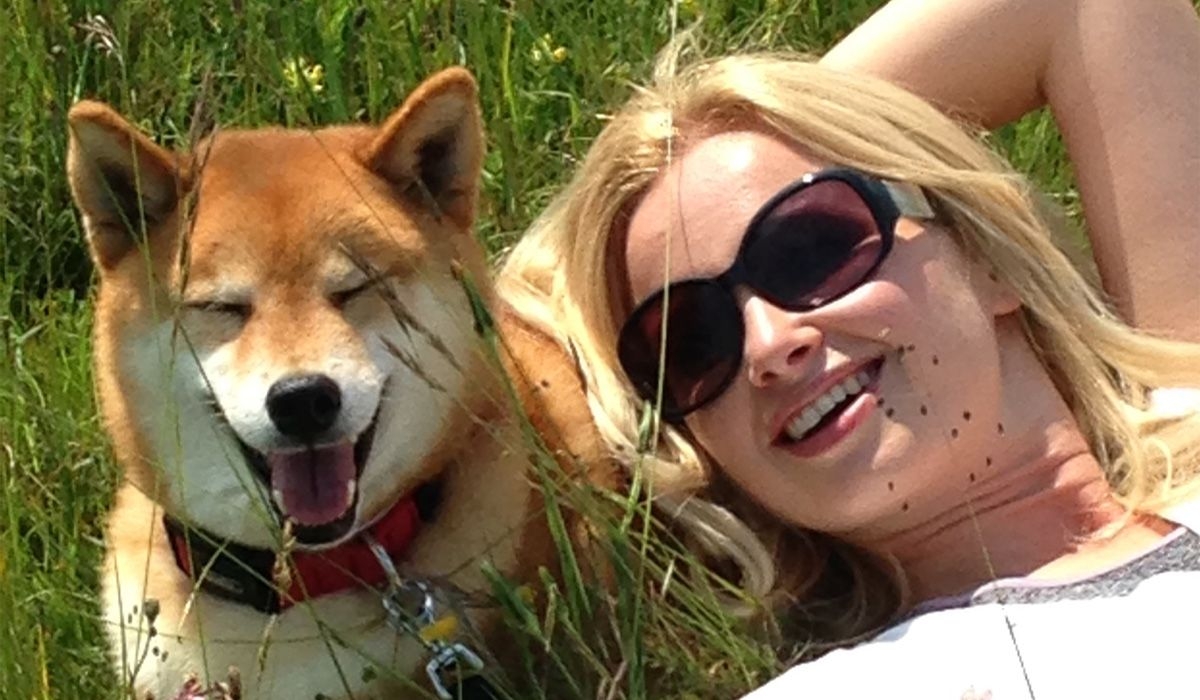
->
<box><xmin>266</xmin><ymin>374</ymin><xmax>342</xmax><ymax>438</ymax></box>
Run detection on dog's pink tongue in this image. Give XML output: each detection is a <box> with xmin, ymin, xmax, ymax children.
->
<box><xmin>268</xmin><ymin>443</ymin><xmax>356</xmax><ymax>526</ymax></box>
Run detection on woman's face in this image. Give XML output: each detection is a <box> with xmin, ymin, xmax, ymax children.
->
<box><xmin>621</xmin><ymin>130</ymin><xmax>1022</xmax><ymax>540</ymax></box>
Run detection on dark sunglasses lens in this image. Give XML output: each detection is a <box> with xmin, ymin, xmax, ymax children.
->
<box><xmin>743</xmin><ymin>179</ymin><xmax>885</xmax><ymax>308</ymax></box>
<box><xmin>618</xmin><ymin>282</ymin><xmax>742</xmax><ymax>417</ymax></box>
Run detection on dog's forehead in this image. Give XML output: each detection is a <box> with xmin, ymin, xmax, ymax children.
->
<box><xmin>182</xmin><ymin>127</ymin><xmax>434</xmax><ymax>284</ymax></box>
<box><xmin>199</xmin><ymin>126</ymin><xmax>367</xmax><ymax>178</ymax></box>
<box><xmin>193</xmin><ymin>127</ymin><xmax>382</xmax><ymax>227</ymax></box>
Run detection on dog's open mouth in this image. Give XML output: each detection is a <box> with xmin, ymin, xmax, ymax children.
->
<box><xmin>238</xmin><ymin>420</ymin><xmax>376</xmax><ymax>545</ymax></box>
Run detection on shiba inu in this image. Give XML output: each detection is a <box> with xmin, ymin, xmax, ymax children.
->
<box><xmin>68</xmin><ymin>68</ymin><xmax>612</xmax><ymax>699</ymax></box>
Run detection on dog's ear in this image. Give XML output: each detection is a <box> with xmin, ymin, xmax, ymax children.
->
<box><xmin>67</xmin><ymin>101</ymin><xmax>182</xmax><ymax>270</ymax></box>
<box><xmin>365</xmin><ymin>68</ymin><xmax>485</xmax><ymax>229</ymax></box>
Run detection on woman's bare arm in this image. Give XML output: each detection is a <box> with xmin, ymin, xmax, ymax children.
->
<box><xmin>822</xmin><ymin>0</ymin><xmax>1200</xmax><ymax>341</ymax></box>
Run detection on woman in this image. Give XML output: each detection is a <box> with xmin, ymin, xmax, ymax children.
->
<box><xmin>500</xmin><ymin>0</ymin><xmax>1200</xmax><ymax>696</ymax></box>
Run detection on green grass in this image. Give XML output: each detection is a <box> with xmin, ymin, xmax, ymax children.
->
<box><xmin>0</xmin><ymin>1</ymin><xmax>1082</xmax><ymax>698</ymax></box>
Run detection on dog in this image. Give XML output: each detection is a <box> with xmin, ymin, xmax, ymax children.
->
<box><xmin>68</xmin><ymin>68</ymin><xmax>613</xmax><ymax>699</ymax></box>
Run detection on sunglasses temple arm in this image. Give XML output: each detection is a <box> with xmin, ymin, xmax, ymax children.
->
<box><xmin>883</xmin><ymin>180</ymin><xmax>936</xmax><ymax>220</ymax></box>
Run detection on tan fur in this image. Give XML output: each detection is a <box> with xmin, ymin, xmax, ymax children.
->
<box><xmin>70</xmin><ymin>69</ymin><xmax>616</xmax><ymax>699</ymax></box>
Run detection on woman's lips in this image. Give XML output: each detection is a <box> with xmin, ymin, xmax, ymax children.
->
<box><xmin>773</xmin><ymin>357</ymin><xmax>884</xmax><ymax>459</ymax></box>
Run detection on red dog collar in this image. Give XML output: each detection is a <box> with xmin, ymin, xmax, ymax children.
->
<box><xmin>164</xmin><ymin>497</ymin><xmax>422</xmax><ymax>614</ymax></box>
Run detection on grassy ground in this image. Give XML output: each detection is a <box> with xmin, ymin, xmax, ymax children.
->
<box><xmin>0</xmin><ymin>1</ymin><xmax>1084</xmax><ymax>698</ymax></box>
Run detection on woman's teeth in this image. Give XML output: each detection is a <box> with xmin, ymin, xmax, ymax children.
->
<box><xmin>785</xmin><ymin>370</ymin><xmax>872</xmax><ymax>441</ymax></box>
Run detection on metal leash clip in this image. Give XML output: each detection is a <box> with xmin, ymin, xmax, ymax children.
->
<box><xmin>363</xmin><ymin>533</ymin><xmax>436</xmax><ymax>636</ymax></box>
<box><xmin>426</xmin><ymin>642</ymin><xmax>486</xmax><ymax>700</ymax></box>
<box><xmin>363</xmin><ymin>534</ymin><xmax>493</xmax><ymax>700</ymax></box>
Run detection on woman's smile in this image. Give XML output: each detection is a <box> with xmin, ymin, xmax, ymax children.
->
<box><xmin>771</xmin><ymin>356</ymin><xmax>884</xmax><ymax>459</ymax></box>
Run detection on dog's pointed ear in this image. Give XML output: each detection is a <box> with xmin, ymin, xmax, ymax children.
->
<box><xmin>67</xmin><ymin>101</ymin><xmax>182</xmax><ymax>269</ymax></box>
<box><xmin>365</xmin><ymin>68</ymin><xmax>484</xmax><ymax>229</ymax></box>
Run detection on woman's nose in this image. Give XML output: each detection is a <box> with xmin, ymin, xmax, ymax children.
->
<box><xmin>742</xmin><ymin>296</ymin><xmax>823</xmax><ymax>388</ymax></box>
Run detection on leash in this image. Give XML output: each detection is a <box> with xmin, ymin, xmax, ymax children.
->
<box><xmin>363</xmin><ymin>533</ymin><xmax>502</xmax><ymax>700</ymax></box>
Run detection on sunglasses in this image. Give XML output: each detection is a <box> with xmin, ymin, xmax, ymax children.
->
<box><xmin>616</xmin><ymin>167</ymin><xmax>935</xmax><ymax>421</ymax></box>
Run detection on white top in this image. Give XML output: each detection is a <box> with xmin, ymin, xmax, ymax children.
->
<box><xmin>743</xmin><ymin>499</ymin><xmax>1200</xmax><ymax>700</ymax></box>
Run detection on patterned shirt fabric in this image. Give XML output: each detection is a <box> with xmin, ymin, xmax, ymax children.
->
<box><xmin>743</xmin><ymin>500</ymin><xmax>1200</xmax><ymax>700</ymax></box>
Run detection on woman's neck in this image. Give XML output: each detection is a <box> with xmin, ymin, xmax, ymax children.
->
<box><xmin>870</xmin><ymin>427</ymin><xmax>1140</xmax><ymax>602</ymax></box>
<box><xmin>846</xmin><ymin>318</ymin><xmax>1172</xmax><ymax>604</ymax></box>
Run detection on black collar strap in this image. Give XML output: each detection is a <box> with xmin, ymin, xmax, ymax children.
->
<box><xmin>163</xmin><ymin>513</ymin><xmax>285</xmax><ymax>613</ymax></box>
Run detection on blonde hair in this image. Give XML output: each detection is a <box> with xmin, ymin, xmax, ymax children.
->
<box><xmin>499</xmin><ymin>51</ymin><xmax>1200</xmax><ymax>649</ymax></box>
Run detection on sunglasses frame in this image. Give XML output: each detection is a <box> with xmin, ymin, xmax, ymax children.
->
<box><xmin>618</xmin><ymin>167</ymin><xmax>936</xmax><ymax>421</ymax></box>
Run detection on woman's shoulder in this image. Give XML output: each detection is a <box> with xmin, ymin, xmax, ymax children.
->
<box><xmin>744</xmin><ymin>573</ymin><xmax>1200</xmax><ymax>699</ymax></box>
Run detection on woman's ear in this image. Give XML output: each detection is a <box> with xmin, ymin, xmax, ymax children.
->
<box><xmin>976</xmin><ymin>264</ymin><xmax>1022</xmax><ymax>317</ymax></box>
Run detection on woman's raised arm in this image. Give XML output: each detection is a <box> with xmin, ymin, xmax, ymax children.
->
<box><xmin>822</xmin><ymin>0</ymin><xmax>1200</xmax><ymax>341</ymax></box>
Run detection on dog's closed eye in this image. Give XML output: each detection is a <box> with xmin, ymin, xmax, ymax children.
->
<box><xmin>330</xmin><ymin>281</ymin><xmax>375</xmax><ymax>309</ymax></box>
<box><xmin>183</xmin><ymin>299</ymin><xmax>252</xmax><ymax>321</ymax></box>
